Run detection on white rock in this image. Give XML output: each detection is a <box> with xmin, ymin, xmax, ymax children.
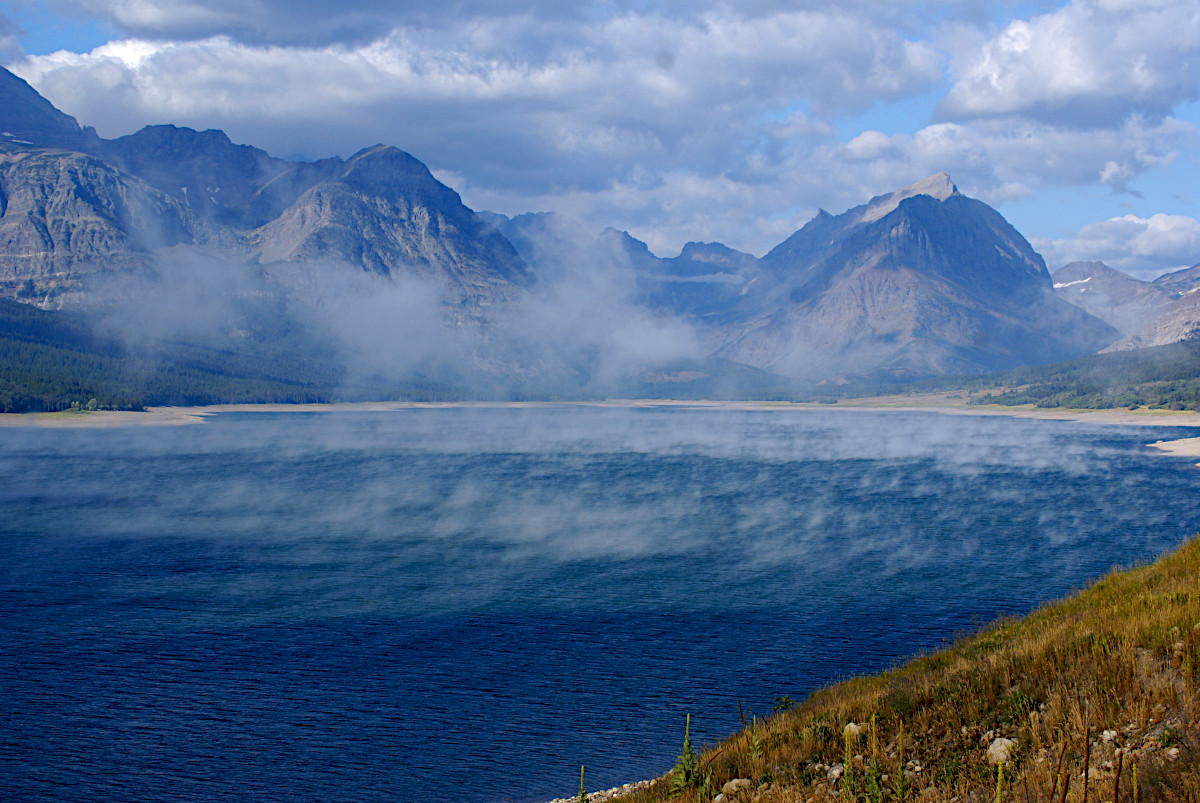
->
<box><xmin>1101</xmin><ymin>730</ymin><xmax>1118</xmax><ymax>742</ymax></box>
<box><xmin>713</xmin><ymin>795</ymin><xmax>727</xmax><ymax>803</ymax></box>
<box><xmin>844</xmin><ymin>722</ymin><xmax>862</xmax><ymax>739</ymax></box>
<box><xmin>828</xmin><ymin>764</ymin><xmax>845</xmax><ymax>784</ymax></box>
<box><xmin>722</xmin><ymin>778</ymin><xmax>752</xmax><ymax>795</ymax></box>
<box><xmin>987</xmin><ymin>737</ymin><xmax>1017</xmax><ymax>766</ymax></box>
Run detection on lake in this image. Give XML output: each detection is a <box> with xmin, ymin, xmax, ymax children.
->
<box><xmin>3</xmin><ymin>406</ymin><xmax>1200</xmax><ymax>802</ymax></box>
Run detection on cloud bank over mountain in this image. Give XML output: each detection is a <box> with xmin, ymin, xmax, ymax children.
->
<box><xmin>5</xmin><ymin>0</ymin><xmax>1200</xmax><ymax>276</ymax></box>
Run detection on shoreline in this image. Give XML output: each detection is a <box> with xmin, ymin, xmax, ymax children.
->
<box><xmin>6</xmin><ymin>396</ymin><xmax>1200</xmax><ymax>467</ymax></box>
<box><xmin>5</xmin><ymin>396</ymin><xmax>1200</xmax><ymax>430</ymax></box>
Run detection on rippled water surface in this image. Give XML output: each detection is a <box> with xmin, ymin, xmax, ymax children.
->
<box><xmin>3</xmin><ymin>407</ymin><xmax>1200</xmax><ymax>802</ymax></box>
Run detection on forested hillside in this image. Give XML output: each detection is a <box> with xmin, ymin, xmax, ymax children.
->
<box><xmin>0</xmin><ymin>299</ymin><xmax>351</xmax><ymax>412</ymax></box>
<box><xmin>962</xmin><ymin>339</ymin><xmax>1200</xmax><ymax>410</ymax></box>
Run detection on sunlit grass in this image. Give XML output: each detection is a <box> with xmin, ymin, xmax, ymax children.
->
<box><xmin>620</xmin><ymin>537</ymin><xmax>1200</xmax><ymax>803</ymax></box>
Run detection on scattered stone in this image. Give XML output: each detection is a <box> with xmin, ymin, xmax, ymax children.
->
<box><xmin>844</xmin><ymin>722</ymin><xmax>862</xmax><ymax>739</ymax></box>
<box><xmin>714</xmin><ymin>795</ymin><xmax>727</xmax><ymax>803</ymax></box>
<box><xmin>1167</xmin><ymin>746</ymin><xmax>1181</xmax><ymax>761</ymax></box>
<box><xmin>544</xmin><ymin>779</ymin><xmax>655</xmax><ymax>803</ymax></box>
<box><xmin>828</xmin><ymin>764</ymin><xmax>845</xmax><ymax>784</ymax></box>
<box><xmin>722</xmin><ymin>778</ymin><xmax>752</xmax><ymax>795</ymax></box>
<box><xmin>987</xmin><ymin>737</ymin><xmax>1017</xmax><ymax>766</ymax></box>
<box><xmin>1101</xmin><ymin>729</ymin><xmax>1118</xmax><ymax>742</ymax></box>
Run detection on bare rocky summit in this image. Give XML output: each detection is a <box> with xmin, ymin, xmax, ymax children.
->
<box><xmin>712</xmin><ymin>174</ymin><xmax>1119</xmax><ymax>381</ymax></box>
<box><xmin>254</xmin><ymin>145</ymin><xmax>532</xmax><ymax>313</ymax></box>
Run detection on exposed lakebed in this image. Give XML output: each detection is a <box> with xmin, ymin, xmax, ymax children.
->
<box><xmin>3</xmin><ymin>407</ymin><xmax>1200</xmax><ymax>802</ymax></box>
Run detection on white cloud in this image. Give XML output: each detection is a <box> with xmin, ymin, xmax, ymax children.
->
<box><xmin>939</xmin><ymin>0</ymin><xmax>1200</xmax><ymax>126</ymax></box>
<box><xmin>799</xmin><ymin>116</ymin><xmax>1196</xmax><ymax>211</ymax></box>
<box><xmin>10</xmin><ymin>0</ymin><xmax>1200</xmax><ymax>261</ymax></box>
<box><xmin>41</xmin><ymin>0</ymin><xmax>1000</xmax><ymax>48</ymax></box>
<box><xmin>9</xmin><ymin>10</ymin><xmax>942</xmax><ymax>245</ymax></box>
<box><xmin>1032</xmin><ymin>213</ymin><xmax>1200</xmax><ymax>278</ymax></box>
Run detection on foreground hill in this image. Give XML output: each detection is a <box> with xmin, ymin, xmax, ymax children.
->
<box><xmin>613</xmin><ymin>535</ymin><xmax>1200</xmax><ymax>803</ymax></box>
<box><xmin>928</xmin><ymin>338</ymin><xmax>1200</xmax><ymax>411</ymax></box>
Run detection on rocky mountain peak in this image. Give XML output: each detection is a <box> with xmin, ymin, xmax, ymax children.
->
<box><xmin>1153</xmin><ymin>263</ymin><xmax>1200</xmax><ymax>296</ymax></box>
<box><xmin>858</xmin><ymin>172</ymin><xmax>958</xmax><ymax>224</ymax></box>
<box><xmin>0</xmin><ymin>67</ymin><xmax>93</xmax><ymax>150</ymax></box>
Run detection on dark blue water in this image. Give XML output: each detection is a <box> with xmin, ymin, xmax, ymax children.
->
<box><xmin>3</xmin><ymin>407</ymin><xmax>1200</xmax><ymax>802</ymax></box>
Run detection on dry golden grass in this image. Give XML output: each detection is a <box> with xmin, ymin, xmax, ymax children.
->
<box><xmin>620</xmin><ymin>537</ymin><xmax>1200</xmax><ymax>803</ymax></box>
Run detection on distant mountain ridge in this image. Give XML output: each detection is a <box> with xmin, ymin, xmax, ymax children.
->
<box><xmin>0</xmin><ymin>66</ymin><xmax>531</xmax><ymax>315</ymax></box>
<box><xmin>710</xmin><ymin>178</ymin><xmax>1118</xmax><ymax>380</ymax></box>
<box><xmin>0</xmin><ymin>67</ymin><xmax>97</xmax><ymax>151</ymax></box>
<box><xmin>0</xmin><ymin>147</ymin><xmax>222</xmax><ymax>303</ymax></box>
<box><xmin>1</xmin><ymin>64</ymin><xmax>1184</xmax><ymax>394</ymax></box>
<box><xmin>92</xmin><ymin>124</ymin><xmax>345</xmax><ymax>229</ymax></box>
<box><xmin>1052</xmin><ymin>261</ymin><xmax>1200</xmax><ymax>350</ymax></box>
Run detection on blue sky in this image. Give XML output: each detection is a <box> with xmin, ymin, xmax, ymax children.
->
<box><xmin>4</xmin><ymin>0</ymin><xmax>1200</xmax><ymax>278</ymax></box>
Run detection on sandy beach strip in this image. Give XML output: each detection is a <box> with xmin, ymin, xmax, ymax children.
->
<box><xmin>3</xmin><ymin>397</ymin><xmax>1200</xmax><ymax>429</ymax></box>
<box><xmin>1145</xmin><ymin>436</ymin><xmax>1200</xmax><ymax>459</ymax></box>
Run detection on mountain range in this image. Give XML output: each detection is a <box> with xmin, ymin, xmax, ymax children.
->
<box><xmin>1051</xmin><ymin>260</ymin><xmax>1200</xmax><ymax>350</ymax></box>
<box><xmin>1</xmin><ymin>64</ymin><xmax>1197</xmax><ymax>398</ymax></box>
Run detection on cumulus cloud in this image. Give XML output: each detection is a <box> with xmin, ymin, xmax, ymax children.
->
<box><xmin>939</xmin><ymin>0</ymin><xmax>1200</xmax><ymax>126</ymax></box>
<box><xmin>14</xmin><ymin>10</ymin><xmax>943</xmax><ymax>148</ymax></box>
<box><xmin>41</xmin><ymin>0</ymin><xmax>997</xmax><ymax>47</ymax></box>
<box><xmin>10</xmin><ymin>0</ymin><xmax>1200</xmax><ymax>259</ymax></box>
<box><xmin>781</xmin><ymin>115</ymin><xmax>1195</xmax><ymax>215</ymax></box>
<box><xmin>8</xmin><ymin>8</ymin><xmax>945</xmax><ymax>252</ymax></box>
<box><xmin>43</xmin><ymin>0</ymin><xmax>515</xmax><ymax>47</ymax></box>
<box><xmin>1032</xmin><ymin>213</ymin><xmax>1200</xmax><ymax>278</ymax></box>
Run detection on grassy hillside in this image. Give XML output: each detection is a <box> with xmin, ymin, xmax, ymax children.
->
<box><xmin>615</xmin><ymin>537</ymin><xmax>1200</xmax><ymax>803</ymax></box>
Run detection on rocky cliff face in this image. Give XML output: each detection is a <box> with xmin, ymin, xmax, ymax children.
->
<box><xmin>1153</xmin><ymin>263</ymin><xmax>1200</xmax><ymax>298</ymax></box>
<box><xmin>714</xmin><ymin>175</ymin><xmax>1120</xmax><ymax>380</ymax></box>
<box><xmin>253</xmin><ymin>145</ymin><xmax>532</xmax><ymax>314</ymax></box>
<box><xmin>0</xmin><ymin>145</ymin><xmax>217</xmax><ymax>305</ymax></box>
<box><xmin>0</xmin><ymin>67</ymin><xmax>534</xmax><ymax>319</ymax></box>
<box><xmin>92</xmin><ymin>125</ymin><xmax>344</xmax><ymax>230</ymax></box>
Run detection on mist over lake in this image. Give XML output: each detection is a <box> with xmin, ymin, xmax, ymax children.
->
<box><xmin>3</xmin><ymin>407</ymin><xmax>1200</xmax><ymax>803</ymax></box>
